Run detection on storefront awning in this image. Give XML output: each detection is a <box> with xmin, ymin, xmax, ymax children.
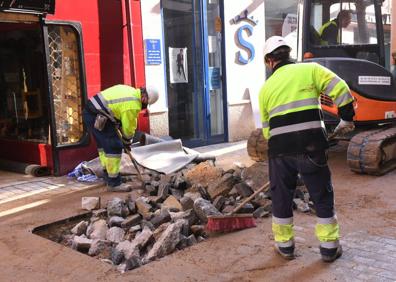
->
<box><xmin>0</xmin><ymin>0</ymin><xmax>55</xmax><ymax>14</ymax></box>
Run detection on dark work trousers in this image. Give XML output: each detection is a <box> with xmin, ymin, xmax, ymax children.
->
<box><xmin>269</xmin><ymin>150</ymin><xmax>335</xmax><ymax>219</ymax></box>
<box><xmin>82</xmin><ymin>108</ymin><xmax>123</xmax><ymax>187</ymax></box>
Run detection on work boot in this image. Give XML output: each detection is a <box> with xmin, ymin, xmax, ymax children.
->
<box><xmin>320</xmin><ymin>245</ymin><xmax>343</xmax><ymax>262</ymax></box>
<box><xmin>274</xmin><ymin>244</ymin><xmax>295</xmax><ymax>260</ymax></box>
<box><xmin>107</xmin><ymin>183</ymin><xmax>132</xmax><ymax>192</ymax></box>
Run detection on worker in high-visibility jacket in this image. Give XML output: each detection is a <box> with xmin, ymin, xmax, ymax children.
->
<box><xmin>319</xmin><ymin>10</ymin><xmax>352</xmax><ymax>45</ymax></box>
<box><xmin>83</xmin><ymin>84</ymin><xmax>159</xmax><ymax>192</ymax></box>
<box><xmin>259</xmin><ymin>36</ymin><xmax>355</xmax><ymax>262</ymax></box>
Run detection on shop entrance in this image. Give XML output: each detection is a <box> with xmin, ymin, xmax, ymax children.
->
<box><xmin>163</xmin><ymin>0</ymin><xmax>227</xmax><ymax>146</ymax></box>
<box><xmin>0</xmin><ymin>12</ymin><xmax>91</xmax><ymax>176</ymax></box>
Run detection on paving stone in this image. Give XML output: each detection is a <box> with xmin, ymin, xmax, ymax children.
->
<box><xmin>180</xmin><ymin>196</ymin><xmax>194</xmax><ymax>211</ymax></box>
<box><xmin>106</xmin><ymin>227</ymin><xmax>125</xmax><ymax>243</ymax></box>
<box><xmin>115</xmin><ymin>240</ymin><xmax>140</xmax><ymax>261</ymax></box>
<box><xmin>162</xmin><ymin>195</ymin><xmax>182</xmax><ymax>211</ymax></box>
<box><xmin>193</xmin><ymin>198</ymin><xmax>221</xmax><ymax>223</ymax></box>
<box><xmin>207</xmin><ymin>173</ymin><xmax>238</xmax><ymax>199</ymax></box>
<box><xmin>212</xmin><ymin>196</ymin><xmax>226</xmax><ymax>211</ymax></box>
<box><xmin>82</xmin><ymin>197</ymin><xmax>100</xmax><ymax>210</ymax></box>
<box><xmin>71</xmin><ymin>221</ymin><xmax>88</xmax><ymax>236</ymax></box>
<box><xmin>157</xmin><ymin>183</ymin><xmax>170</xmax><ymax>200</ymax></box>
<box><xmin>145</xmin><ymin>219</ymin><xmax>185</xmax><ymax>261</ymax></box>
<box><xmin>107</xmin><ymin>198</ymin><xmax>126</xmax><ymax>217</ymax></box>
<box><xmin>87</xmin><ymin>219</ymin><xmax>108</xmax><ymax>240</ymax></box>
<box><xmin>72</xmin><ymin>236</ymin><xmax>93</xmax><ymax>252</ymax></box>
<box><xmin>121</xmin><ymin>214</ymin><xmax>142</xmax><ymax>229</ymax></box>
<box><xmin>108</xmin><ymin>216</ymin><xmax>124</xmax><ymax>228</ymax></box>
<box><xmin>150</xmin><ymin>208</ymin><xmax>171</xmax><ymax>228</ymax></box>
<box><xmin>136</xmin><ymin>197</ymin><xmax>153</xmax><ymax>219</ymax></box>
<box><xmin>169</xmin><ymin>209</ymin><xmax>197</xmax><ymax>227</ymax></box>
<box><xmin>233</xmin><ymin>182</ymin><xmax>254</xmax><ymax>198</ymax></box>
<box><xmin>88</xmin><ymin>239</ymin><xmax>111</xmax><ymax>257</ymax></box>
<box><xmin>131</xmin><ymin>226</ymin><xmax>153</xmax><ymax>250</ymax></box>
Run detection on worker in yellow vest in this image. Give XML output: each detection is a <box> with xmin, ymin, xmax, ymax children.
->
<box><xmin>259</xmin><ymin>36</ymin><xmax>355</xmax><ymax>262</ymax></box>
<box><xmin>83</xmin><ymin>85</ymin><xmax>158</xmax><ymax>192</ymax></box>
<box><xmin>319</xmin><ymin>10</ymin><xmax>352</xmax><ymax>45</ymax></box>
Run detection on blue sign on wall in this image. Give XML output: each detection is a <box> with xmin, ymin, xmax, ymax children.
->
<box><xmin>209</xmin><ymin>67</ymin><xmax>221</xmax><ymax>90</ymax></box>
<box><xmin>145</xmin><ymin>39</ymin><xmax>162</xmax><ymax>65</ymax></box>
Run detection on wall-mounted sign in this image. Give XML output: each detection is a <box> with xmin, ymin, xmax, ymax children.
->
<box><xmin>0</xmin><ymin>0</ymin><xmax>55</xmax><ymax>14</ymax></box>
<box><xmin>144</xmin><ymin>39</ymin><xmax>162</xmax><ymax>65</ymax></box>
<box><xmin>209</xmin><ymin>67</ymin><xmax>221</xmax><ymax>90</ymax></box>
<box><xmin>231</xmin><ymin>9</ymin><xmax>257</xmax><ymax>65</ymax></box>
<box><xmin>169</xmin><ymin>47</ymin><xmax>188</xmax><ymax>84</ymax></box>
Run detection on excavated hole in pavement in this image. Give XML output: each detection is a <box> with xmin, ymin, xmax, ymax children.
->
<box><xmin>32</xmin><ymin>161</ymin><xmax>313</xmax><ymax>273</ymax></box>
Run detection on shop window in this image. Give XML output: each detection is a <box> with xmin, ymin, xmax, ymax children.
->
<box><xmin>265</xmin><ymin>1</ymin><xmax>298</xmax><ymax>60</ymax></box>
<box><xmin>47</xmin><ymin>25</ymin><xmax>84</xmax><ymax>146</ymax></box>
<box><xmin>0</xmin><ymin>22</ymin><xmax>49</xmax><ymax>143</ymax></box>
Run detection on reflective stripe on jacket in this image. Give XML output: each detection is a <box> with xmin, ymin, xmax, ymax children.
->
<box><xmin>319</xmin><ymin>20</ymin><xmax>339</xmax><ymax>45</ymax></box>
<box><xmin>258</xmin><ymin>62</ymin><xmax>353</xmax><ymax>157</ymax></box>
<box><xmin>90</xmin><ymin>84</ymin><xmax>141</xmax><ymax>139</ymax></box>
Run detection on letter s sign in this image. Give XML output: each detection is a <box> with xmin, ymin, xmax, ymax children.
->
<box><xmin>236</xmin><ymin>24</ymin><xmax>255</xmax><ymax>65</ymax></box>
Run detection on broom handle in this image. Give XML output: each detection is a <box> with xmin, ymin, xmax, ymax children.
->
<box><xmin>231</xmin><ymin>181</ymin><xmax>270</xmax><ymax>215</ymax></box>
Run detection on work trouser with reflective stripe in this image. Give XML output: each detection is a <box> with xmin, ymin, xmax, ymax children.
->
<box><xmin>83</xmin><ymin>108</ymin><xmax>123</xmax><ymax>187</ymax></box>
<box><xmin>269</xmin><ymin>150</ymin><xmax>340</xmax><ymax>250</ymax></box>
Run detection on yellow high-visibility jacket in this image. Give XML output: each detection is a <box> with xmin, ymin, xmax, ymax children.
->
<box><xmin>259</xmin><ymin>62</ymin><xmax>354</xmax><ymax>157</ymax></box>
<box><xmin>90</xmin><ymin>84</ymin><xmax>142</xmax><ymax>139</ymax></box>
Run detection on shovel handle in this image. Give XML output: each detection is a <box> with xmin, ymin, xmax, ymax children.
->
<box><xmin>230</xmin><ymin>181</ymin><xmax>270</xmax><ymax>215</ymax></box>
<box><xmin>115</xmin><ymin>127</ymin><xmax>144</xmax><ymax>183</ymax></box>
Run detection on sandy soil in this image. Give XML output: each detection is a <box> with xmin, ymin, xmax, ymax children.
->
<box><xmin>0</xmin><ymin>142</ymin><xmax>396</xmax><ymax>281</ymax></box>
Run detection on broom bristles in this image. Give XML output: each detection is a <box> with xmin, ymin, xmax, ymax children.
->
<box><xmin>206</xmin><ymin>215</ymin><xmax>256</xmax><ymax>233</ymax></box>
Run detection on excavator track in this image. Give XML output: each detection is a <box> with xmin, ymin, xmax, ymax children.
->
<box><xmin>347</xmin><ymin>126</ymin><xmax>396</xmax><ymax>175</ymax></box>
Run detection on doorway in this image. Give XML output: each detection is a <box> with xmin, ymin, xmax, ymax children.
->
<box><xmin>162</xmin><ymin>0</ymin><xmax>227</xmax><ymax>146</ymax></box>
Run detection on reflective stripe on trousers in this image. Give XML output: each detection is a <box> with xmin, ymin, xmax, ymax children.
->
<box><xmin>316</xmin><ymin>216</ymin><xmax>340</xmax><ymax>248</ymax></box>
<box><xmin>272</xmin><ymin>216</ymin><xmax>294</xmax><ymax>245</ymax></box>
<box><xmin>98</xmin><ymin>149</ymin><xmax>106</xmax><ymax>168</ymax></box>
<box><xmin>105</xmin><ymin>153</ymin><xmax>122</xmax><ymax>178</ymax></box>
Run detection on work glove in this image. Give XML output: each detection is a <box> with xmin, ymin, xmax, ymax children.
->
<box><xmin>333</xmin><ymin>119</ymin><xmax>355</xmax><ymax>136</ymax></box>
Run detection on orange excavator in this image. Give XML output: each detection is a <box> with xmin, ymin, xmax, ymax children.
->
<box><xmin>248</xmin><ymin>0</ymin><xmax>396</xmax><ymax>175</ymax></box>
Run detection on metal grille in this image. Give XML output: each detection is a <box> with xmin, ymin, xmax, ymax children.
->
<box><xmin>48</xmin><ymin>26</ymin><xmax>83</xmax><ymax>145</ymax></box>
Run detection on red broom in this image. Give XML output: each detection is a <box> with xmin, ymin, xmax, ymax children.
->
<box><xmin>206</xmin><ymin>182</ymin><xmax>270</xmax><ymax>233</ymax></box>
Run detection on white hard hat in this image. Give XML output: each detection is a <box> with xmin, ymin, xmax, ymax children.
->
<box><xmin>263</xmin><ymin>36</ymin><xmax>291</xmax><ymax>58</ymax></box>
<box><xmin>145</xmin><ymin>86</ymin><xmax>159</xmax><ymax>105</ymax></box>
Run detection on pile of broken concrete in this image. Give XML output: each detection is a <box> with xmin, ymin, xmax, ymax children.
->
<box><xmin>65</xmin><ymin>161</ymin><xmax>311</xmax><ymax>273</ymax></box>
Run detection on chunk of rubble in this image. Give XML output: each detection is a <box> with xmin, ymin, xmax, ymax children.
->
<box><xmin>162</xmin><ymin>195</ymin><xmax>182</xmax><ymax>211</ymax></box>
<box><xmin>135</xmin><ymin>197</ymin><xmax>153</xmax><ymax>219</ymax></box>
<box><xmin>121</xmin><ymin>214</ymin><xmax>142</xmax><ymax>229</ymax></box>
<box><xmin>87</xmin><ymin>219</ymin><xmax>108</xmax><ymax>240</ymax></box>
<box><xmin>72</xmin><ymin>235</ymin><xmax>92</xmax><ymax>252</ymax></box>
<box><xmin>71</xmin><ymin>221</ymin><xmax>88</xmax><ymax>236</ymax></box>
<box><xmin>253</xmin><ymin>207</ymin><xmax>270</xmax><ymax>218</ymax></box>
<box><xmin>132</xmin><ymin>226</ymin><xmax>153</xmax><ymax>249</ymax></box>
<box><xmin>108</xmin><ymin>216</ymin><xmax>124</xmax><ymax>228</ymax></box>
<box><xmin>107</xmin><ymin>198</ymin><xmax>128</xmax><ymax>217</ymax></box>
<box><xmin>88</xmin><ymin>239</ymin><xmax>111</xmax><ymax>257</ymax></box>
<box><xmin>106</xmin><ymin>227</ymin><xmax>125</xmax><ymax>243</ymax></box>
<box><xmin>193</xmin><ymin>198</ymin><xmax>222</xmax><ymax>223</ymax></box>
<box><xmin>82</xmin><ymin>197</ymin><xmax>101</xmax><ymax>211</ymax></box>
<box><xmin>293</xmin><ymin>198</ymin><xmax>310</xmax><ymax>213</ymax></box>
<box><xmin>150</xmin><ymin>208</ymin><xmax>171</xmax><ymax>228</ymax></box>
<box><xmin>207</xmin><ymin>173</ymin><xmax>238</xmax><ymax>199</ymax></box>
<box><xmin>180</xmin><ymin>196</ymin><xmax>194</xmax><ymax>211</ymax></box>
<box><xmin>145</xmin><ymin>219</ymin><xmax>186</xmax><ymax>261</ymax></box>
